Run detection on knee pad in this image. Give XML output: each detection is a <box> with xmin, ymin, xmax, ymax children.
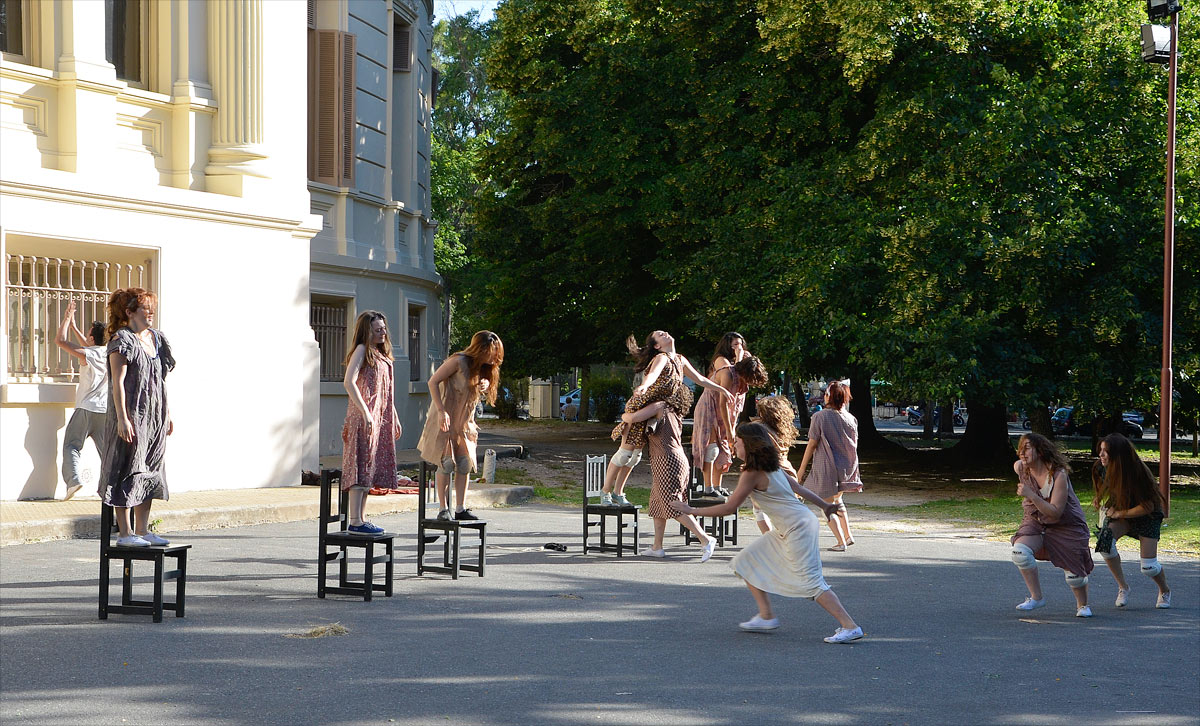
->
<box><xmin>611</xmin><ymin>448</ymin><xmax>641</xmax><ymax>469</ymax></box>
<box><xmin>704</xmin><ymin>444</ymin><xmax>720</xmax><ymax>464</ymax></box>
<box><xmin>438</xmin><ymin>456</ymin><xmax>455</xmax><ymax>475</ymax></box>
<box><xmin>454</xmin><ymin>454</ymin><xmax>472</xmax><ymax>474</ymax></box>
<box><xmin>1140</xmin><ymin>558</ymin><xmax>1162</xmax><ymax>577</ymax></box>
<box><xmin>1099</xmin><ymin>546</ymin><xmax>1121</xmax><ymax>561</ymax></box>
<box><xmin>1064</xmin><ymin>571</ymin><xmax>1089</xmax><ymax>589</ymax></box>
<box><xmin>1011</xmin><ymin>543</ymin><xmax>1036</xmax><ymax>571</ymax></box>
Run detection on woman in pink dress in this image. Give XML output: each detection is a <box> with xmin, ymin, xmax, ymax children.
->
<box><xmin>692</xmin><ymin>333</ymin><xmax>750</xmax><ymax>497</ymax></box>
<box><xmin>341</xmin><ymin>311</ymin><xmax>402</xmax><ymax>535</ymax></box>
<box><xmin>794</xmin><ymin>380</ymin><xmax>863</xmax><ymax>551</ymax></box>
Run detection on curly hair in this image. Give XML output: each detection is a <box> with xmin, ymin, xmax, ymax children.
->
<box><xmin>1017</xmin><ymin>433</ymin><xmax>1072</xmax><ymax>475</ymax></box>
<box><xmin>733</xmin><ymin>355</ymin><xmax>768</xmax><ymax>389</ymax></box>
<box><xmin>754</xmin><ymin>395</ymin><xmax>798</xmax><ymax>451</ymax></box>
<box><xmin>106</xmin><ymin>288</ymin><xmax>157</xmax><ymax>339</ymax></box>
<box><xmin>736</xmin><ymin>422</ymin><xmax>781</xmax><ymax>472</ymax></box>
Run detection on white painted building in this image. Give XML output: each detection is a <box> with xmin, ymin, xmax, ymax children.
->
<box><xmin>0</xmin><ymin>0</ymin><xmax>443</xmax><ymax>500</ymax></box>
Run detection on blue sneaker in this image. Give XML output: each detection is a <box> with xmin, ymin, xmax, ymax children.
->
<box><xmin>348</xmin><ymin>522</ymin><xmax>384</xmax><ymax>535</ymax></box>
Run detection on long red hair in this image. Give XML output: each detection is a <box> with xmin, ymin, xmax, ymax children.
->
<box><xmin>106</xmin><ymin>288</ymin><xmax>157</xmax><ymax>338</ymax></box>
<box><xmin>457</xmin><ymin>331</ymin><xmax>504</xmax><ymax>405</ymax></box>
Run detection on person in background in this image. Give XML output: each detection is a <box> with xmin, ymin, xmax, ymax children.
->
<box><xmin>54</xmin><ymin>301</ymin><xmax>107</xmax><ymax>501</ymax></box>
<box><xmin>794</xmin><ymin>380</ymin><xmax>863</xmax><ymax>551</ymax></box>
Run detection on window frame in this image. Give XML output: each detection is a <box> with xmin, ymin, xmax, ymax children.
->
<box><xmin>407</xmin><ymin>304</ymin><xmax>424</xmax><ymax>383</ymax></box>
<box><xmin>104</xmin><ymin>0</ymin><xmax>151</xmax><ymax>90</ymax></box>
<box><xmin>0</xmin><ymin>0</ymin><xmax>30</xmax><ymax>64</ymax></box>
<box><xmin>311</xmin><ymin>296</ymin><xmax>352</xmax><ymax>383</ymax></box>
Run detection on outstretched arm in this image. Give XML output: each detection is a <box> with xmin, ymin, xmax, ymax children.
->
<box><xmin>783</xmin><ymin>470</ymin><xmax>839</xmax><ymax>518</ymax></box>
<box><xmin>795</xmin><ymin>432</ymin><xmax>820</xmax><ymax>482</ymax></box>
<box><xmin>55</xmin><ymin>302</ymin><xmax>88</xmax><ymax>361</ymax></box>
<box><xmin>669</xmin><ymin>470</ymin><xmax>760</xmax><ymax>518</ymax></box>
<box><xmin>679</xmin><ymin>356</ymin><xmax>731</xmax><ymax>398</ymax></box>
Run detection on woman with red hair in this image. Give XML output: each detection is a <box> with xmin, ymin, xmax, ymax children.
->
<box><xmin>97</xmin><ymin>288</ymin><xmax>175</xmax><ymax>547</ymax></box>
<box><xmin>794</xmin><ymin>380</ymin><xmax>863</xmax><ymax>551</ymax></box>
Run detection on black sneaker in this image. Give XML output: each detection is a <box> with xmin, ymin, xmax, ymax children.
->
<box><xmin>700</xmin><ymin>489</ymin><xmax>721</xmax><ymax>498</ymax></box>
<box><xmin>435</xmin><ymin>509</ymin><xmax>451</xmax><ymax>522</ymax></box>
<box><xmin>454</xmin><ymin>509</ymin><xmax>480</xmax><ymax>521</ymax></box>
<box><xmin>716</xmin><ymin>487</ymin><xmax>732</xmax><ymax>497</ymax></box>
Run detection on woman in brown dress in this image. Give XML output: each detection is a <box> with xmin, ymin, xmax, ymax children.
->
<box><xmin>417</xmin><ymin>331</ymin><xmax>503</xmax><ymax>521</ymax></box>
<box><xmin>692</xmin><ymin>333</ymin><xmax>751</xmax><ymax>497</ymax></box>
<box><xmin>340</xmin><ymin>311</ymin><xmax>402</xmax><ymax>534</ymax></box>
<box><xmin>1009</xmin><ymin>433</ymin><xmax>1094</xmax><ymax>617</ymax></box>
<box><xmin>794</xmin><ymin>380</ymin><xmax>863</xmax><ymax>551</ymax></box>
<box><xmin>619</xmin><ymin>331</ymin><xmax>730</xmax><ymax>561</ymax></box>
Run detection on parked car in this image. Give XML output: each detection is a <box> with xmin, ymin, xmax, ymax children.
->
<box><xmin>1050</xmin><ymin>407</ymin><xmax>1144</xmax><ymax>439</ymax></box>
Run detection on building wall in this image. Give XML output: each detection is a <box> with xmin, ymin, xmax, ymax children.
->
<box><xmin>310</xmin><ymin>0</ymin><xmax>444</xmax><ymax>459</ymax></box>
<box><xmin>0</xmin><ymin>0</ymin><xmax>320</xmax><ymax>500</ymax></box>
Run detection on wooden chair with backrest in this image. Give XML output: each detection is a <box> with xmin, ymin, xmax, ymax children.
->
<box><xmin>416</xmin><ymin>461</ymin><xmax>485</xmax><ymax>578</ymax></box>
<box><xmin>583</xmin><ymin>454</ymin><xmax>640</xmax><ymax>556</ymax></box>
<box><xmin>98</xmin><ymin>504</ymin><xmax>190</xmax><ymax>623</ymax></box>
<box><xmin>317</xmin><ymin>469</ymin><xmax>396</xmax><ymax>601</ymax></box>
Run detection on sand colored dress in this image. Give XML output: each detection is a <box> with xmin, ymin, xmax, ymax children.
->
<box><xmin>691</xmin><ymin>363</ymin><xmax>748</xmax><ymax>473</ymax></box>
<box><xmin>611</xmin><ymin>353</ymin><xmax>692</xmax><ymax>448</ymax></box>
<box><xmin>1012</xmin><ymin>469</ymin><xmax>1095</xmax><ymax>577</ymax></box>
<box><xmin>98</xmin><ymin>328</ymin><xmax>175</xmax><ymax>507</ymax></box>
<box><xmin>340</xmin><ymin>354</ymin><xmax>398</xmax><ymax>491</ymax></box>
<box><xmin>646</xmin><ymin>408</ymin><xmax>690</xmax><ymax>520</ymax></box>
<box><xmin>417</xmin><ymin>354</ymin><xmax>480</xmax><ymax>472</ymax></box>
<box><xmin>733</xmin><ymin>468</ymin><xmax>831</xmax><ymax>599</ymax></box>
<box><xmin>803</xmin><ymin>408</ymin><xmax>863</xmax><ymax>499</ymax></box>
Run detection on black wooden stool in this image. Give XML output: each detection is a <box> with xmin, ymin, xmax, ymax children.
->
<box><xmin>684</xmin><ymin>463</ymin><xmax>739</xmax><ymax>546</ymax></box>
<box><xmin>98</xmin><ymin>505</ymin><xmax>190</xmax><ymax>623</ymax></box>
<box><xmin>417</xmin><ymin>462</ymin><xmax>486</xmax><ymax>578</ymax></box>
<box><xmin>317</xmin><ymin>470</ymin><xmax>396</xmax><ymax>601</ymax></box>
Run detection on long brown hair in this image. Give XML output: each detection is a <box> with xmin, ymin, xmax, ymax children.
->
<box><xmin>106</xmin><ymin>288</ymin><xmax>157</xmax><ymax>339</ymax></box>
<box><xmin>754</xmin><ymin>395</ymin><xmax>798</xmax><ymax>451</ymax></box>
<box><xmin>457</xmin><ymin>330</ymin><xmax>503</xmax><ymax>406</ymax></box>
<box><xmin>710</xmin><ymin>332</ymin><xmax>746</xmax><ymax>372</ymax></box>
<box><xmin>1017</xmin><ymin>433</ymin><xmax>1071</xmax><ymax>475</ymax></box>
<box><xmin>736</xmin><ymin>422</ymin><xmax>781</xmax><ymax>472</ymax></box>
<box><xmin>1092</xmin><ymin>433</ymin><xmax>1161</xmax><ymax>512</ymax></box>
<box><xmin>344</xmin><ymin>311</ymin><xmax>394</xmax><ymax>369</ymax></box>
<box><xmin>733</xmin><ymin>355</ymin><xmax>768</xmax><ymax>388</ymax></box>
<box><xmin>626</xmin><ymin>332</ymin><xmax>665</xmax><ymax>374</ymax></box>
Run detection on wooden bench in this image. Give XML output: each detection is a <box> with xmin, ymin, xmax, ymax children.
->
<box><xmin>583</xmin><ymin>454</ymin><xmax>640</xmax><ymax>556</ymax></box>
<box><xmin>417</xmin><ymin>461</ymin><xmax>486</xmax><ymax>578</ymax></box>
<box><xmin>98</xmin><ymin>505</ymin><xmax>190</xmax><ymax>623</ymax></box>
<box><xmin>317</xmin><ymin>470</ymin><xmax>396</xmax><ymax>601</ymax></box>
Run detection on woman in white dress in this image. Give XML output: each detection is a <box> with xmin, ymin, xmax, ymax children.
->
<box><xmin>670</xmin><ymin>422</ymin><xmax>864</xmax><ymax>643</ymax></box>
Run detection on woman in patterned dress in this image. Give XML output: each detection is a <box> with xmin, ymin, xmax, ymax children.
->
<box><xmin>417</xmin><ymin>331</ymin><xmax>503</xmax><ymax>521</ymax></box>
<box><xmin>670</xmin><ymin>423</ymin><xmax>863</xmax><ymax>642</ymax></box>
<box><xmin>692</xmin><ymin>333</ymin><xmax>751</xmax><ymax>497</ymax></box>
<box><xmin>794</xmin><ymin>380</ymin><xmax>863</xmax><ymax>551</ymax></box>
<box><xmin>618</xmin><ymin>331</ymin><xmax>730</xmax><ymax>560</ymax></box>
<box><xmin>1009</xmin><ymin>433</ymin><xmax>1094</xmax><ymax>617</ymax></box>
<box><xmin>341</xmin><ymin>311</ymin><xmax>403</xmax><ymax>534</ymax></box>
<box><xmin>98</xmin><ymin>288</ymin><xmax>175</xmax><ymax>547</ymax></box>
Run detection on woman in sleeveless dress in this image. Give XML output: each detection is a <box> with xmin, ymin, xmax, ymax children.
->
<box><xmin>617</xmin><ymin>331</ymin><xmax>730</xmax><ymax>560</ymax></box>
<box><xmin>1009</xmin><ymin>433</ymin><xmax>1094</xmax><ymax>617</ymax></box>
<box><xmin>340</xmin><ymin>311</ymin><xmax>403</xmax><ymax>534</ymax></box>
<box><xmin>795</xmin><ymin>380</ymin><xmax>863</xmax><ymax>551</ymax></box>
<box><xmin>671</xmin><ymin>423</ymin><xmax>864</xmax><ymax>642</ymax></box>
<box><xmin>692</xmin><ymin>333</ymin><xmax>751</xmax><ymax>497</ymax></box>
<box><xmin>97</xmin><ymin>288</ymin><xmax>175</xmax><ymax>547</ymax></box>
<box><xmin>418</xmin><ymin>331</ymin><xmax>503</xmax><ymax>521</ymax></box>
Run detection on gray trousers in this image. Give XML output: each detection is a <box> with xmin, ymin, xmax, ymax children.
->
<box><xmin>62</xmin><ymin>408</ymin><xmax>106</xmax><ymax>491</ymax></box>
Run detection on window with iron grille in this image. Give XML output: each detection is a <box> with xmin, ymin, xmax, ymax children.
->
<box><xmin>311</xmin><ymin>299</ymin><xmax>348</xmax><ymax>381</ymax></box>
<box><xmin>408</xmin><ymin>306</ymin><xmax>423</xmax><ymax>382</ymax></box>
<box><xmin>5</xmin><ymin>253</ymin><xmax>146</xmax><ymax>382</ymax></box>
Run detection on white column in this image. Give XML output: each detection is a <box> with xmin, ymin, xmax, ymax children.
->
<box><xmin>205</xmin><ymin>0</ymin><xmax>267</xmax><ymax>195</ymax></box>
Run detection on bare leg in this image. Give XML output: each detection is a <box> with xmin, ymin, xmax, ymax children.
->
<box><xmin>612</xmin><ymin>464</ymin><xmax>635</xmax><ymax>497</ymax></box>
<box><xmin>453</xmin><ymin>471</ymin><xmax>470</xmax><ymax>512</ymax></box>
<box><xmin>435</xmin><ymin>471</ymin><xmax>451</xmax><ymax>511</ymax></box>
<box><xmin>602</xmin><ymin>446</ymin><xmax>634</xmax><ymax>495</ymax></box>
<box><xmin>835</xmin><ymin>498</ymin><xmax>854</xmax><ymax>544</ymax></box>
<box><xmin>652</xmin><ymin>517</ymin><xmax>667</xmax><ymax>550</ymax></box>
<box><xmin>815</xmin><ymin>589</ymin><xmax>858</xmax><ymax>630</ymax></box>
<box><xmin>131</xmin><ymin>502</ymin><xmax>152</xmax><ymax>535</ymax></box>
<box><xmin>114</xmin><ymin>506</ymin><xmax>132</xmax><ymax>538</ymax></box>
<box><xmin>674</xmin><ymin>514</ymin><xmax>713</xmax><ymax>548</ymax></box>
<box><xmin>1014</xmin><ymin>535</ymin><xmax>1044</xmax><ymax>600</ymax></box>
<box><xmin>746</xmin><ymin>583</ymin><xmax>775</xmax><ymax>620</ymax></box>
<box><xmin>826</xmin><ymin>514</ymin><xmax>846</xmax><ymax>548</ymax></box>
<box><xmin>1069</xmin><ymin>583</ymin><xmax>1089</xmax><ymax>608</ymax></box>
<box><xmin>1102</xmin><ymin>551</ymin><xmax>1130</xmax><ymax>591</ymax></box>
<box><xmin>1140</xmin><ymin>537</ymin><xmax>1170</xmax><ymax>597</ymax></box>
<box><xmin>346</xmin><ymin>489</ymin><xmax>366</xmax><ymax>525</ymax></box>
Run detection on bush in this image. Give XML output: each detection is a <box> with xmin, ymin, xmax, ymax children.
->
<box><xmin>590</xmin><ymin>375</ymin><xmax>628</xmax><ymax>423</ymax></box>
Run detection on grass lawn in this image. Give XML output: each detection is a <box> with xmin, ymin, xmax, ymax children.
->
<box><xmin>862</xmin><ymin>483</ymin><xmax>1200</xmax><ymax>556</ymax></box>
<box><xmin>495</xmin><ymin>465</ymin><xmax>657</xmax><ymax>510</ymax></box>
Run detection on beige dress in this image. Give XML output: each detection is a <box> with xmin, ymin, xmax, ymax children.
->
<box><xmin>733</xmin><ymin>469</ymin><xmax>830</xmax><ymax>599</ymax></box>
<box><xmin>417</xmin><ymin>354</ymin><xmax>480</xmax><ymax>472</ymax></box>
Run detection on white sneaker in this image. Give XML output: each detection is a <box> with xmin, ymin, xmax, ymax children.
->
<box><xmin>599</xmin><ymin>493</ymin><xmax>613</xmax><ymax>506</ymax></box>
<box><xmin>700</xmin><ymin>537</ymin><xmax>716</xmax><ymax>563</ymax></box>
<box><xmin>1015</xmin><ymin>597</ymin><xmax>1045</xmax><ymax>611</ymax></box>
<box><xmin>823</xmin><ymin>626</ymin><xmax>864</xmax><ymax>644</ymax></box>
<box><xmin>612</xmin><ymin>494</ymin><xmax>631</xmax><ymax>507</ymax></box>
<box><xmin>116</xmin><ymin>535</ymin><xmax>151</xmax><ymax>548</ymax></box>
<box><xmin>739</xmin><ymin>615</ymin><xmax>779</xmax><ymax>632</ymax></box>
<box><xmin>62</xmin><ymin>484</ymin><xmax>83</xmax><ymax>501</ymax></box>
<box><xmin>1157</xmin><ymin>591</ymin><xmax>1172</xmax><ymax>609</ymax></box>
<box><xmin>1076</xmin><ymin>606</ymin><xmax>1093</xmax><ymax>618</ymax></box>
<box><xmin>1115</xmin><ymin>588</ymin><xmax>1129</xmax><ymax>608</ymax></box>
<box><xmin>642</xmin><ymin>548</ymin><xmax>666</xmax><ymax>558</ymax></box>
<box><xmin>141</xmin><ymin>532</ymin><xmax>170</xmax><ymax>546</ymax></box>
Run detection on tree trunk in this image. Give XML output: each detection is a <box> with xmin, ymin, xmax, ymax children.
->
<box><xmin>948</xmin><ymin>401</ymin><xmax>1014</xmax><ymax>466</ymax></box>
<box><xmin>793</xmin><ymin>378</ymin><xmax>811</xmax><ymax>429</ymax></box>
<box><xmin>579</xmin><ymin>367</ymin><xmax>592</xmax><ymax>422</ymax></box>
<box><xmin>922</xmin><ymin>398</ymin><xmax>936</xmax><ymax>439</ymax></box>
<box><xmin>938</xmin><ymin>401</ymin><xmax>955</xmax><ymax>436</ymax></box>
<box><xmin>1192</xmin><ymin>422</ymin><xmax>1198</xmax><ymax>457</ymax></box>
<box><xmin>1031</xmin><ymin>404</ymin><xmax>1053</xmax><ymax>439</ymax></box>
<box><xmin>848</xmin><ymin>368</ymin><xmax>903</xmax><ymax>453</ymax></box>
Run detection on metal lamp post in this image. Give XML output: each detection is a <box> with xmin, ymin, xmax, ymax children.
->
<box><xmin>1142</xmin><ymin>0</ymin><xmax>1182</xmax><ymax>516</ymax></box>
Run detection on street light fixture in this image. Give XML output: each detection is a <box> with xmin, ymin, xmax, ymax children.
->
<box><xmin>1142</xmin><ymin>0</ymin><xmax>1182</xmax><ymax>516</ymax></box>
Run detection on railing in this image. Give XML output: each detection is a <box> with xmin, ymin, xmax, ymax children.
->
<box><xmin>311</xmin><ymin>301</ymin><xmax>347</xmax><ymax>381</ymax></box>
<box><xmin>5</xmin><ymin>254</ymin><xmax>145</xmax><ymax>382</ymax></box>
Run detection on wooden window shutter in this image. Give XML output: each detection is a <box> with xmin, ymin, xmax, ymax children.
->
<box><xmin>310</xmin><ymin>29</ymin><xmax>340</xmax><ymax>185</ymax></box>
<box><xmin>307</xmin><ymin>0</ymin><xmax>315</xmax><ymax>28</ymax></box>
<box><xmin>339</xmin><ymin>32</ymin><xmax>356</xmax><ymax>187</ymax></box>
<box><xmin>393</xmin><ymin>22</ymin><xmax>411</xmax><ymax>71</ymax></box>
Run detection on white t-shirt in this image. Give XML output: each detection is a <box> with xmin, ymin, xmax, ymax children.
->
<box><xmin>76</xmin><ymin>346</ymin><xmax>109</xmax><ymax>413</ymax></box>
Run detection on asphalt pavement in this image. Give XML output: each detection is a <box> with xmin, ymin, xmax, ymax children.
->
<box><xmin>1</xmin><ymin>505</ymin><xmax>1196</xmax><ymax>726</ymax></box>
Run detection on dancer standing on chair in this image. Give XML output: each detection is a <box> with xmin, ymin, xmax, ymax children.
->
<box><xmin>55</xmin><ymin>300</ymin><xmax>108</xmax><ymax>501</ymax></box>
<box><xmin>341</xmin><ymin>311</ymin><xmax>403</xmax><ymax>534</ymax></box>
<box><xmin>670</xmin><ymin>423</ymin><xmax>863</xmax><ymax>642</ymax></box>
<box><xmin>794</xmin><ymin>380</ymin><xmax>862</xmax><ymax>551</ymax></box>
<box><xmin>693</xmin><ymin>332</ymin><xmax>756</xmax><ymax>498</ymax></box>
<box><xmin>418</xmin><ymin>331</ymin><xmax>503</xmax><ymax>521</ymax></box>
<box><xmin>97</xmin><ymin>288</ymin><xmax>174</xmax><ymax>547</ymax></box>
<box><xmin>1009</xmin><ymin>433</ymin><xmax>1094</xmax><ymax>617</ymax></box>
<box><xmin>1091</xmin><ymin>433</ymin><xmax>1172</xmax><ymax>609</ymax></box>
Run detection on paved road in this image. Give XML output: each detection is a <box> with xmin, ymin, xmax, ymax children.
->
<box><xmin>1</xmin><ymin>506</ymin><xmax>1196</xmax><ymax>726</ymax></box>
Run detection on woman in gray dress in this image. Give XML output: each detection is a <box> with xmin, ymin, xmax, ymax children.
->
<box><xmin>97</xmin><ymin>288</ymin><xmax>175</xmax><ymax>547</ymax></box>
<box><xmin>794</xmin><ymin>380</ymin><xmax>862</xmax><ymax>551</ymax></box>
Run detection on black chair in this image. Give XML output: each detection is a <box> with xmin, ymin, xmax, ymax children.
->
<box><xmin>417</xmin><ymin>461</ymin><xmax>486</xmax><ymax>578</ymax></box>
<box><xmin>583</xmin><ymin>454</ymin><xmax>640</xmax><ymax>556</ymax></box>
<box><xmin>317</xmin><ymin>470</ymin><xmax>396</xmax><ymax>601</ymax></box>
<box><xmin>684</xmin><ymin>463</ymin><xmax>739</xmax><ymax>547</ymax></box>
<box><xmin>98</xmin><ymin>505</ymin><xmax>190</xmax><ymax>623</ymax></box>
